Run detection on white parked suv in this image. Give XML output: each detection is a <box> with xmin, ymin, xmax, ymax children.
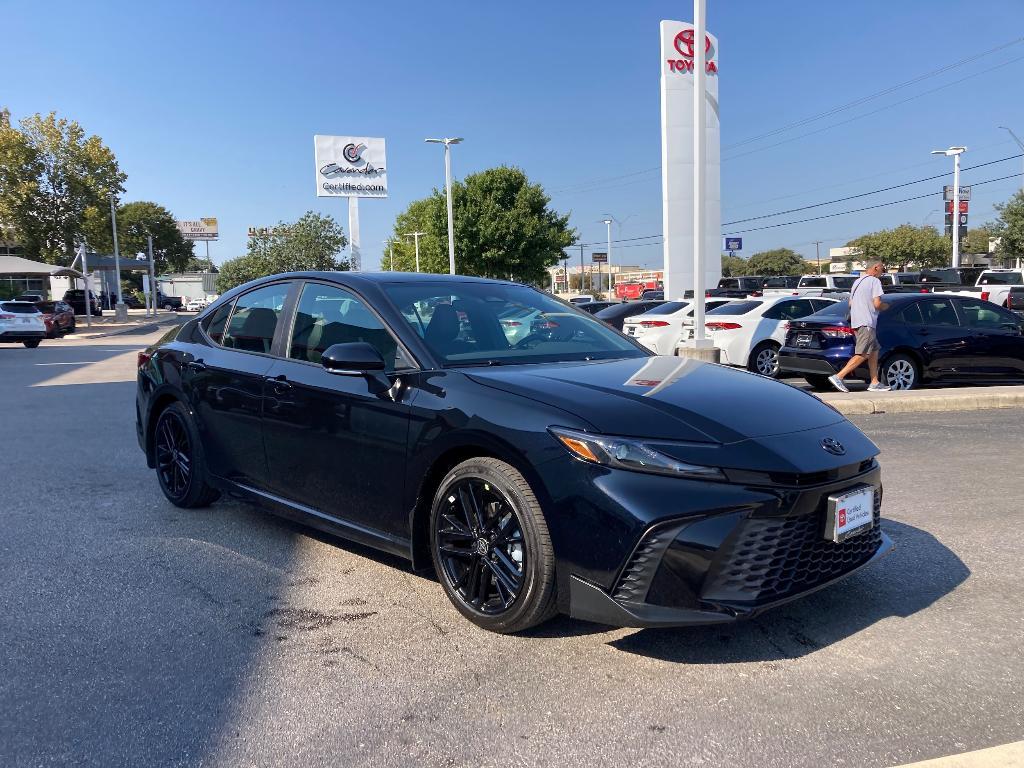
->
<box><xmin>763</xmin><ymin>274</ymin><xmax>857</xmax><ymax>297</ymax></box>
<box><xmin>0</xmin><ymin>301</ymin><xmax>47</xmax><ymax>348</ymax></box>
<box><xmin>622</xmin><ymin>298</ymin><xmax>733</xmax><ymax>355</ymax></box>
<box><xmin>692</xmin><ymin>295</ymin><xmax>839</xmax><ymax>377</ymax></box>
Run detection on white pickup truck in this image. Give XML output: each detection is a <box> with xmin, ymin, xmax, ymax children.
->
<box><xmin>763</xmin><ymin>274</ymin><xmax>857</xmax><ymax>297</ymax></box>
<box><xmin>937</xmin><ymin>269</ymin><xmax>1024</xmax><ymax>307</ymax></box>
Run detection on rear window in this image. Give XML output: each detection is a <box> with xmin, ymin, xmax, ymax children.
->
<box><xmin>805</xmin><ymin>301</ymin><xmax>848</xmax><ymax>320</ymax></box>
<box><xmin>799</xmin><ymin>277</ymin><xmax>826</xmax><ymax>288</ymax></box>
<box><xmin>978</xmin><ymin>271</ymin><xmax>1023</xmax><ymax>285</ymax></box>
<box><xmin>832</xmin><ymin>276</ymin><xmax>856</xmax><ymax>289</ymax></box>
<box><xmin>36</xmin><ymin>301</ymin><xmax>56</xmax><ymax>312</ymax></box>
<box><xmin>717</xmin><ymin>278</ymin><xmax>738</xmax><ymax>289</ymax></box>
<box><xmin>919</xmin><ymin>269</ymin><xmax>956</xmax><ymax>284</ymax></box>
<box><xmin>708</xmin><ymin>300</ymin><xmax>761</xmax><ymax>315</ymax></box>
<box><xmin>642</xmin><ymin>301</ymin><xmax>689</xmax><ymax>316</ymax></box>
<box><xmin>0</xmin><ymin>302</ymin><xmax>41</xmax><ymax>314</ymax></box>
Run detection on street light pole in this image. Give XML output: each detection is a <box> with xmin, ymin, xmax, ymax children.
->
<box><xmin>404</xmin><ymin>231</ymin><xmax>426</xmax><ymax>272</ymax></box>
<box><xmin>931</xmin><ymin>146</ymin><xmax>967</xmax><ymax>268</ymax></box>
<box><xmin>813</xmin><ymin>240</ymin><xmax>823</xmax><ymax>275</ymax></box>
<box><xmin>999</xmin><ymin>126</ymin><xmax>1024</xmax><ymax>193</ymax></box>
<box><xmin>384</xmin><ymin>240</ymin><xmax>394</xmax><ymax>271</ymax></box>
<box><xmin>601</xmin><ymin>218</ymin><xmax>613</xmax><ymax>298</ymax></box>
<box><xmin>425</xmin><ymin>137</ymin><xmax>463</xmax><ymax>274</ymax></box>
<box><xmin>109</xmin><ymin>194</ymin><xmax>126</xmax><ymax>320</ymax></box>
<box><xmin>147</xmin><ymin>233</ymin><xmax>157</xmax><ymax>318</ymax></box>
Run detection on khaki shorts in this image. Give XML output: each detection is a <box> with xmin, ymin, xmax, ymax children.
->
<box><xmin>855</xmin><ymin>326</ymin><xmax>880</xmax><ymax>356</ymax></box>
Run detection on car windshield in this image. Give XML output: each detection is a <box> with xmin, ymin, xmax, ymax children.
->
<box><xmin>641</xmin><ymin>301</ymin><xmax>689</xmax><ymax>316</ymax></box>
<box><xmin>0</xmin><ymin>302</ymin><xmax>41</xmax><ymax>314</ymax></box>
<box><xmin>707</xmin><ymin>300</ymin><xmax>761</xmax><ymax>315</ymax></box>
<box><xmin>803</xmin><ymin>301</ymin><xmax>848</xmax><ymax>321</ymax></box>
<box><xmin>382</xmin><ymin>281</ymin><xmax>647</xmax><ymax>367</ymax></box>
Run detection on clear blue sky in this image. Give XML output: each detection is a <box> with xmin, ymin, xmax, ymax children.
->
<box><xmin>5</xmin><ymin>0</ymin><xmax>1024</xmax><ymax>271</ymax></box>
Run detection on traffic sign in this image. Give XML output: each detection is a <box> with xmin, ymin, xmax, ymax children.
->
<box><xmin>945</xmin><ymin>200</ymin><xmax>969</xmax><ymax>214</ymax></box>
<box><xmin>591</xmin><ymin>252</ymin><xmax>608</xmax><ymax>263</ymax></box>
<box><xmin>959</xmin><ymin>213</ymin><xmax>969</xmax><ymax>226</ymax></box>
<box><xmin>723</xmin><ymin>237</ymin><xmax>742</xmax><ymax>251</ymax></box>
<box><xmin>943</xmin><ymin>185</ymin><xmax>971</xmax><ymax>201</ymax></box>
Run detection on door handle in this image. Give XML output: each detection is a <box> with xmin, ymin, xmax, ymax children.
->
<box><xmin>271</xmin><ymin>375</ymin><xmax>292</xmax><ymax>393</ymax></box>
<box><xmin>186</xmin><ymin>359</ymin><xmax>207</xmax><ymax>372</ymax></box>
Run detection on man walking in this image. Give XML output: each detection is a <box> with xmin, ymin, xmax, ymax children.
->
<box><xmin>829</xmin><ymin>260</ymin><xmax>890</xmax><ymax>393</ymax></box>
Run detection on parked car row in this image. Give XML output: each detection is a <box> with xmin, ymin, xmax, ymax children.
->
<box><xmin>0</xmin><ymin>301</ymin><xmax>47</xmax><ymax>347</ymax></box>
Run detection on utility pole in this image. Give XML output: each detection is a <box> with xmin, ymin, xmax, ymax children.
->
<box><xmin>579</xmin><ymin>244</ymin><xmax>585</xmax><ymax>293</ymax></box>
<box><xmin>404</xmin><ymin>232</ymin><xmax>426</xmax><ymax>272</ymax></box>
<box><xmin>147</xmin><ymin>234</ymin><xmax>157</xmax><ymax>318</ymax></box>
<box><xmin>79</xmin><ymin>243</ymin><xmax>91</xmax><ymax>329</ymax></box>
<box><xmin>109</xmin><ymin>195</ymin><xmax>127</xmax><ymax>320</ymax></box>
<box><xmin>813</xmin><ymin>240</ymin><xmax>823</xmax><ymax>274</ymax></box>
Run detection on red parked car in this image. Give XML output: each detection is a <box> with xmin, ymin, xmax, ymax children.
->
<box><xmin>35</xmin><ymin>300</ymin><xmax>76</xmax><ymax>337</ymax></box>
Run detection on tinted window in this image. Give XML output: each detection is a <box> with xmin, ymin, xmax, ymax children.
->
<box><xmin>717</xmin><ymin>278</ymin><xmax>738</xmax><ymax>289</ymax></box>
<box><xmin>202</xmin><ymin>301</ymin><xmax>234</xmax><ymax>344</ymax></box>
<box><xmin>382</xmin><ymin>282</ymin><xmax>644</xmax><ymax>366</ymax></box>
<box><xmin>0</xmin><ymin>302</ymin><xmax>41</xmax><ymax>314</ymax></box>
<box><xmin>978</xmin><ymin>271</ymin><xmax>1023</xmax><ymax>285</ymax></box>
<box><xmin>36</xmin><ymin>301</ymin><xmax>56</xmax><ymax>312</ymax></box>
<box><xmin>804</xmin><ymin>301</ymin><xmax>848</xmax><ymax>321</ymax></box>
<box><xmin>221</xmin><ymin>283</ymin><xmax>289</xmax><ymax>353</ymax></box>
<box><xmin>809</xmin><ymin>298</ymin><xmax>836</xmax><ymax>312</ymax></box>
<box><xmin>832</xmin><ymin>276</ymin><xmax>856</xmax><ymax>289</ymax></box>
<box><xmin>957</xmin><ymin>298</ymin><xmax>1018</xmax><ymax>329</ymax></box>
<box><xmin>891</xmin><ymin>303</ymin><xmax>924</xmax><ymax>325</ymax></box>
<box><xmin>879</xmin><ymin>274</ymin><xmax>893</xmax><ymax>286</ymax></box>
<box><xmin>643</xmin><ymin>301</ymin><xmax>689</xmax><ymax>315</ymax></box>
<box><xmin>289</xmin><ymin>283</ymin><xmax>403</xmax><ymax>370</ymax></box>
<box><xmin>762</xmin><ymin>300</ymin><xmax>812</xmax><ymax>320</ymax></box>
<box><xmin>918</xmin><ymin>298</ymin><xmax>959</xmax><ymax>327</ymax></box>
<box><xmin>708</xmin><ymin>300</ymin><xmax>762</xmax><ymax>315</ymax></box>
<box><xmin>799</xmin><ymin>277</ymin><xmax>826</xmax><ymax>288</ymax></box>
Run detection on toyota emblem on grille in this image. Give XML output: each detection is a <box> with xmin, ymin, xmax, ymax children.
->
<box><xmin>821</xmin><ymin>437</ymin><xmax>846</xmax><ymax>456</ymax></box>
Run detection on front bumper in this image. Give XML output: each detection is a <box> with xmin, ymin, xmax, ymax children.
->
<box><xmin>555</xmin><ymin>458</ymin><xmax>892</xmax><ymax>628</ymax></box>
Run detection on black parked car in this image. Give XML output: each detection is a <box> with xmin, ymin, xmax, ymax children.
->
<box><xmin>62</xmin><ymin>289</ymin><xmax>102</xmax><ymax>317</ymax></box>
<box><xmin>707</xmin><ymin>276</ymin><xmax>766</xmax><ymax>298</ymax></box>
<box><xmin>779</xmin><ymin>294</ymin><xmax>1024</xmax><ymax>390</ymax></box>
<box><xmin>593</xmin><ymin>299</ymin><xmax>665</xmax><ymax>331</ymax></box>
<box><xmin>137</xmin><ymin>272</ymin><xmax>891</xmax><ymax>633</ymax></box>
<box><xmin>575</xmin><ymin>300</ymin><xmax>620</xmax><ymax>315</ymax></box>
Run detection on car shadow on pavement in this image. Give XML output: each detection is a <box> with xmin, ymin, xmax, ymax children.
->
<box><xmin>605</xmin><ymin>520</ymin><xmax>968</xmax><ymax>663</ymax></box>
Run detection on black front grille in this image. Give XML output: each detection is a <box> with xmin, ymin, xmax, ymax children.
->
<box><xmin>702</xmin><ymin>493</ymin><xmax>882</xmax><ymax>604</ymax></box>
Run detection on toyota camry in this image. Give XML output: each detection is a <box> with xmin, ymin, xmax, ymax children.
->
<box><xmin>136</xmin><ymin>272</ymin><xmax>892</xmax><ymax>633</ymax></box>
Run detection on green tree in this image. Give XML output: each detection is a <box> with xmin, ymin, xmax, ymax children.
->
<box><xmin>746</xmin><ymin>247</ymin><xmax>804</xmax><ymax>275</ymax></box>
<box><xmin>847</xmin><ymin>224</ymin><xmax>948</xmax><ymax>270</ymax></box>
<box><xmin>216</xmin><ymin>211</ymin><xmax>347</xmax><ymax>292</ymax></box>
<box><xmin>961</xmin><ymin>224</ymin><xmax>997</xmax><ymax>256</ymax></box>
<box><xmin>82</xmin><ymin>201</ymin><xmax>195</xmax><ymax>273</ymax></box>
<box><xmin>993</xmin><ymin>190</ymin><xmax>1024</xmax><ymax>266</ymax></box>
<box><xmin>389</xmin><ymin>166</ymin><xmax>575</xmax><ymax>284</ymax></box>
<box><xmin>0</xmin><ymin>109</ymin><xmax>125</xmax><ymax>264</ymax></box>
<box><xmin>720</xmin><ymin>254</ymin><xmax>748</xmax><ymax>276</ymax></box>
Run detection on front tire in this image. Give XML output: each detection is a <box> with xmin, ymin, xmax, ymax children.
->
<box><xmin>883</xmin><ymin>353</ymin><xmax>920</xmax><ymax>390</ymax></box>
<box><xmin>23</xmin><ymin>340</ymin><xmax>40</xmax><ymax>348</ymax></box>
<box><xmin>154</xmin><ymin>402</ymin><xmax>220</xmax><ymax>508</ymax></box>
<box><xmin>748</xmin><ymin>341</ymin><xmax>781</xmax><ymax>378</ymax></box>
<box><xmin>430</xmin><ymin>458</ymin><xmax>557</xmax><ymax>634</ymax></box>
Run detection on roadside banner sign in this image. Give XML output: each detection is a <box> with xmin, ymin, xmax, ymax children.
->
<box><xmin>314</xmin><ymin>135</ymin><xmax>388</xmax><ymax>198</ymax></box>
<box><xmin>176</xmin><ymin>219</ymin><xmax>219</xmax><ymax>241</ymax></box>
<box><xmin>943</xmin><ymin>185</ymin><xmax>971</xmax><ymax>201</ymax></box>
<box><xmin>723</xmin><ymin>237</ymin><xmax>742</xmax><ymax>251</ymax></box>
<box><xmin>592</xmin><ymin>252</ymin><xmax>608</xmax><ymax>263</ymax></box>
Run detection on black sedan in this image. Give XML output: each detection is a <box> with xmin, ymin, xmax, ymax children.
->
<box><xmin>780</xmin><ymin>294</ymin><xmax>1024</xmax><ymax>390</ymax></box>
<box><xmin>137</xmin><ymin>272</ymin><xmax>892</xmax><ymax>633</ymax></box>
<box><xmin>593</xmin><ymin>299</ymin><xmax>665</xmax><ymax>331</ymax></box>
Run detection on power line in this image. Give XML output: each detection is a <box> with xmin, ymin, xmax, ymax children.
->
<box><xmin>723</xmin><ymin>37</ymin><xmax>1024</xmax><ymax>152</ymax></box>
<box><xmin>722</xmin><ymin>153</ymin><xmax>1023</xmax><ymax>226</ymax></box>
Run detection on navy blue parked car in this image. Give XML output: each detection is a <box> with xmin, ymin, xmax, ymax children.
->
<box><xmin>779</xmin><ymin>294</ymin><xmax>1024</xmax><ymax>390</ymax></box>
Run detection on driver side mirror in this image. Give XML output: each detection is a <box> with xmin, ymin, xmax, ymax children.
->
<box><xmin>321</xmin><ymin>342</ymin><xmax>386</xmax><ymax>375</ymax></box>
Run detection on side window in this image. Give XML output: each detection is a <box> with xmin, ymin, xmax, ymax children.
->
<box><xmin>892</xmin><ymin>303</ymin><xmax>924</xmax><ymax>325</ymax></box>
<box><xmin>918</xmin><ymin>299</ymin><xmax>959</xmax><ymax>327</ymax></box>
<box><xmin>763</xmin><ymin>300</ymin><xmax>807</xmax><ymax>320</ymax></box>
<box><xmin>202</xmin><ymin>301</ymin><xmax>234</xmax><ymax>344</ymax></box>
<box><xmin>289</xmin><ymin>283</ymin><xmax>405</xmax><ymax>371</ymax></box>
<box><xmin>221</xmin><ymin>283</ymin><xmax>290</xmax><ymax>353</ymax></box>
<box><xmin>957</xmin><ymin>298</ymin><xmax>1017</xmax><ymax>330</ymax></box>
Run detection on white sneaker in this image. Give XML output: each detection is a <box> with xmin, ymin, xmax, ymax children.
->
<box><xmin>867</xmin><ymin>382</ymin><xmax>891</xmax><ymax>392</ymax></box>
<box><xmin>828</xmin><ymin>375</ymin><xmax>850</xmax><ymax>393</ymax></box>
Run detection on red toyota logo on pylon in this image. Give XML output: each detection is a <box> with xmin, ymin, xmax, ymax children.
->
<box><xmin>674</xmin><ymin>29</ymin><xmax>711</xmax><ymax>58</ymax></box>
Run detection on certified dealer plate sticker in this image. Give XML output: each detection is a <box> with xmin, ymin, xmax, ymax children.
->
<box><xmin>826</xmin><ymin>485</ymin><xmax>875</xmax><ymax>542</ymax></box>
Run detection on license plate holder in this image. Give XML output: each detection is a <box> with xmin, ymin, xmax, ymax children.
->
<box><xmin>825</xmin><ymin>484</ymin><xmax>875</xmax><ymax>543</ymax></box>
<box><xmin>795</xmin><ymin>333</ymin><xmax>812</xmax><ymax>347</ymax></box>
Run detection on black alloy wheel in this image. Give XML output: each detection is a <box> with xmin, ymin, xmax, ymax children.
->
<box><xmin>154</xmin><ymin>402</ymin><xmax>220</xmax><ymax>508</ymax></box>
<box><xmin>430</xmin><ymin>458</ymin><xmax>557</xmax><ymax>633</ymax></box>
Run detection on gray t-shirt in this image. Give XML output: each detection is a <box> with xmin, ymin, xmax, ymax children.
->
<box><xmin>849</xmin><ymin>275</ymin><xmax>884</xmax><ymax>328</ymax></box>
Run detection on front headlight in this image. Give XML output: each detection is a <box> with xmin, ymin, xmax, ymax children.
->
<box><xmin>549</xmin><ymin>427</ymin><xmax>725</xmax><ymax>480</ymax></box>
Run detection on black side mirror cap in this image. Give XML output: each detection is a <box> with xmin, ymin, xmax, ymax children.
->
<box><xmin>321</xmin><ymin>342</ymin><xmax>386</xmax><ymax>375</ymax></box>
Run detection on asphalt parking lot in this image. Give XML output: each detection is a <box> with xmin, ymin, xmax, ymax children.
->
<box><xmin>1</xmin><ymin>328</ymin><xmax>1022</xmax><ymax>768</ymax></box>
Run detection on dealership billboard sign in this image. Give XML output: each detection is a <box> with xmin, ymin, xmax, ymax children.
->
<box><xmin>314</xmin><ymin>135</ymin><xmax>388</xmax><ymax>198</ymax></box>
<box><xmin>176</xmin><ymin>218</ymin><xmax>218</xmax><ymax>241</ymax></box>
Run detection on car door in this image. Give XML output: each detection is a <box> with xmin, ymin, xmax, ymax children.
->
<box><xmin>909</xmin><ymin>297</ymin><xmax>973</xmax><ymax>379</ymax></box>
<box><xmin>187</xmin><ymin>281</ymin><xmax>294</xmax><ymax>486</ymax></box>
<box><xmin>954</xmin><ymin>297</ymin><xmax>1024</xmax><ymax>378</ymax></box>
<box><xmin>761</xmin><ymin>299</ymin><xmax>816</xmax><ymax>346</ymax></box>
<box><xmin>261</xmin><ymin>280</ymin><xmax>415</xmax><ymax>540</ymax></box>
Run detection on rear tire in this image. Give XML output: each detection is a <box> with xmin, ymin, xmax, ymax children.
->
<box><xmin>748</xmin><ymin>341</ymin><xmax>781</xmax><ymax>378</ymax></box>
<box><xmin>882</xmin><ymin>353</ymin><xmax>920</xmax><ymax>391</ymax></box>
<box><xmin>430</xmin><ymin>458</ymin><xmax>557</xmax><ymax>634</ymax></box>
<box><xmin>804</xmin><ymin>374</ymin><xmax>833</xmax><ymax>391</ymax></box>
<box><xmin>23</xmin><ymin>340</ymin><xmax>40</xmax><ymax>348</ymax></box>
<box><xmin>153</xmin><ymin>402</ymin><xmax>220</xmax><ymax>508</ymax></box>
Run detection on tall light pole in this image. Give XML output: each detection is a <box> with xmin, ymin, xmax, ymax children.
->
<box><xmin>999</xmin><ymin>126</ymin><xmax>1024</xmax><ymax>193</ymax></box>
<box><xmin>600</xmin><ymin>218</ymin><xmax>613</xmax><ymax>297</ymax></box>
<box><xmin>813</xmin><ymin>240</ymin><xmax>823</xmax><ymax>274</ymax></box>
<box><xmin>384</xmin><ymin>240</ymin><xmax>394</xmax><ymax>271</ymax></box>
<box><xmin>109</xmin><ymin>194</ymin><xmax>126</xmax><ymax>320</ymax></box>
<box><xmin>931</xmin><ymin>146</ymin><xmax>967</xmax><ymax>268</ymax></box>
<box><xmin>425</xmin><ymin>137</ymin><xmax>463</xmax><ymax>274</ymax></box>
<box><xmin>404</xmin><ymin>231</ymin><xmax>426</xmax><ymax>272</ymax></box>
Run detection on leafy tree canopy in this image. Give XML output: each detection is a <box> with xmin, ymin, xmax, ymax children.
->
<box><xmin>216</xmin><ymin>211</ymin><xmax>347</xmax><ymax>293</ymax></box>
<box><xmin>0</xmin><ymin>109</ymin><xmax>125</xmax><ymax>264</ymax></box>
<box><xmin>720</xmin><ymin>254</ymin><xmax>748</xmax><ymax>277</ymax></box>
<box><xmin>83</xmin><ymin>201</ymin><xmax>195</xmax><ymax>273</ymax></box>
<box><xmin>846</xmin><ymin>224</ymin><xmax>949</xmax><ymax>271</ymax></box>
<box><xmin>388</xmin><ymin>166</ymin><xmax>575</xmax><ymax>285</ymax></box>
<box><xmin>993</xmin><ymin>190</ymin><xmax>1024</xmax><ymax>265</ymax></box>
<box><xmin>746</xmin><ymin>247</ymin><xmax>804</xmax><ymax>276</ymax></box>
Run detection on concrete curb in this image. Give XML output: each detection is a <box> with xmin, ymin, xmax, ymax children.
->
<box><xmin>63</xmin><ymin>314</ymin><xmax>182</xmax><ymax>340</ymax></box>
<box><xmin>814</xmin><ymin>386</ymin><xmax>1024</xmax><ymax>415</ymax></box>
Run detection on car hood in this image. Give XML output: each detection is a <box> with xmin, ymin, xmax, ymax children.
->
<box><xmin>465</xmin><ymin>356</ymin><xmax>846</xmax><ymax>444</ymax></box>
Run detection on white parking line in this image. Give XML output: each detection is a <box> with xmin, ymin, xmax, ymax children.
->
<box><xmin>34</xmin><ymin>362</ymin><xmax>91</xmax><ymax>366</ymax></box>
